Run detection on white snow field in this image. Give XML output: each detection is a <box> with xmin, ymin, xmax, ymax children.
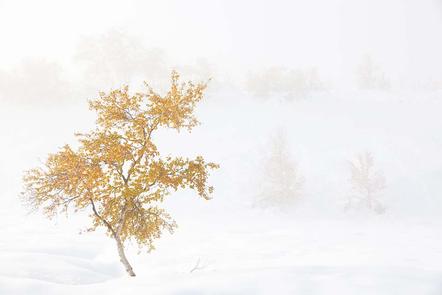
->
<box><xmin>1</xmin><ymin>88</ymin><xmax>442</xmax><ymax>294</ymax></box>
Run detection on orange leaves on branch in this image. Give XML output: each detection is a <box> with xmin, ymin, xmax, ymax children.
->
<box><xmin>23</xmin><ymin>145</ymin><xmax>103</xmax><ymax>217</ymax></box>
<box><xmin>146</xmin><ymin>71</ymin><xmax>207</xmax><ymax>131</ymax></box>
<box><xmin>89</xmin><ymin>70</ymin><xmax>207</xmax><ymax>134</ymax></box>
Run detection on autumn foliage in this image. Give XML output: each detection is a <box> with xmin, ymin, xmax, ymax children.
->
<box><xmin>22</xmin><ymin>71</ymin><xmax>218</xmax><ymax>276</ymax></box>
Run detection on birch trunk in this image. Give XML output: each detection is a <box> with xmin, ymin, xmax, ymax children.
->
<box><xmin>114</xmin><ymin>234</ymin><xmax>136</xmax><ymax>277</ymax></box>
<box><xmin>113</xmin><ymin>204</ymin><xmax>136</xmax><ymax>277</ymax></box>
<box><xmin>90</xmin><ymin>199</ymin><xmax>136</xmax><ymax>277</ymax></box>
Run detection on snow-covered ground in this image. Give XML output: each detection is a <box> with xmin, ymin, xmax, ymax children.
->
<box><xmin>1</xmin><ymin>88</ymin><xmax>442</xmax><ymax>294</ymax></box>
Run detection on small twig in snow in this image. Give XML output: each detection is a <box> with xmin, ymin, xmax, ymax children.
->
<box><xmin>189</xmin><ymin>258</ymin><xmax>207</xmax><ymax>273</ymax></box>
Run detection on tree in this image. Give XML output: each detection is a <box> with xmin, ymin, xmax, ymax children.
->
<box><xmin>356</xmin><ymin>55</ymin><xmax>390</xmax><ymax>90</ymax></box>
<box><xmin>246</xmin><ymin>66</ymin><xmax>325</xmax><ymax>101</ymax></box>
<box><xmin>22</xmin><ymin>71</ymin><xmax>219</xmax><ymax>277</ymax></box>
<box><xmin>255</xmin><ymin>130</ymin><xmax>304</xmax><ymax>210</ymax></box>
<box><xmin>345</xmin><ymin>152</ymin><xmax>386</xmax><ymax>214</ymax></box>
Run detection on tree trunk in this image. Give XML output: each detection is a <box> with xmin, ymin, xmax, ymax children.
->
<box><xmin>114</xmin><ymin>234</ymin><xmax>136</xmax><ymax>277</ymax></box>
<box><xmin>89</xmin><ymin>199</ymin><xmax>136</xmax><ymax>276</ymax></box>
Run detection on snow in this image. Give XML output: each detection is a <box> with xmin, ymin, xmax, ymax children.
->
<box><xmin>1</xmin><ymin>212</ymin><xmax>442</xmax><ymax>294</ymax></box>
<box><xmin>1</xmin><ymin>87</ymin><xmax>442</xmax><ymax>294</ymax></box>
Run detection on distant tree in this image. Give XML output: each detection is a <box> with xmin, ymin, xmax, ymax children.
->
<box><xmin>246</xmin><ymin>66</ymin><xmax>325</xmax><ymax>100</ymax></box>
<box><xmin>255</xmin><ymin>131</ymin><xmax>304</xmax><ymax>209</ymax></box>
<box><xmin>75</xmin><ymin>29</ymin><xmax>167</xmax><ymax>88</ymax></box>
<box><xmin>345</xmin><ymin>152</ymin><xmax>386</xmax><ymax>214</ymax></box>
<box><xmin>22</xmin><ymin>71</ymin><xmax>219</xmax><ymax>276</ymax></box>
<box><xmin>356</xmin><ymin>55</ymin><xmax>390</xmax><ymax>90</ymax></box>
<box><xmin>424</xmin><ymin>78</ymin><xmax>442</xmax><ymax>92</ymax></box>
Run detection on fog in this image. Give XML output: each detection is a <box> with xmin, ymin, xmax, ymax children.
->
<box><xmin>1</xmin><ymin>1</ymin><xmax>442</xmax><ymax>294</ymax></box>
<box><xmin>1</xmin><ymin>0</ymin><xmax>441</xmax><ymax>101</ymax></box>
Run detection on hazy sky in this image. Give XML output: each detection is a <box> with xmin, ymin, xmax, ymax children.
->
<box><xmin>0</xmin><ymin>0</ymin><xmax>441</xmax><ymax>99</ymax></box>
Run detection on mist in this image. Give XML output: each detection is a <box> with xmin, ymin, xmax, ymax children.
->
<box><xmin>1</xmin><ymin>0</ymin><xmax>442</xmax><ymax>294</ymax></box>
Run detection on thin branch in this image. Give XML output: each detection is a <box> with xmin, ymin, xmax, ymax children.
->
<box><xmin>90</xmin><ymin>198</ymin><xmax>117</xmax><ymax>238</ymax></box>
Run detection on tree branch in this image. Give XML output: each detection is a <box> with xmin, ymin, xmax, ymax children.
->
<box><xmin>90</xmin><ymin>198</ymin><xmax>117</xmax><ymax>238</ymax></box>
<box><xmin>116</xmin><ymin>202</ymin><xmax>129</xmax><ymax>236</ymax></box>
